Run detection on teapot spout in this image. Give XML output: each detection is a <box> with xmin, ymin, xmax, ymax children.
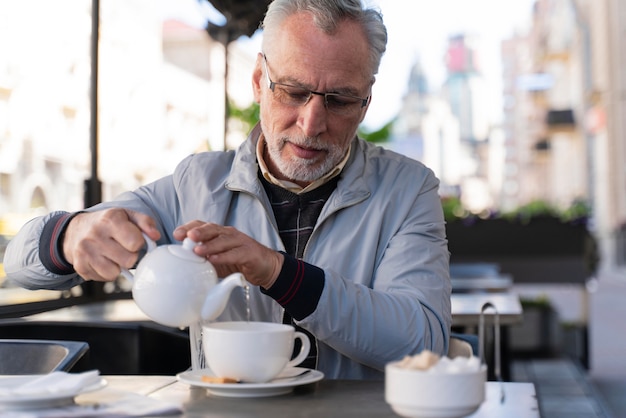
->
<box><xmin>200</xmin><ymin>273</ymin><xmax>246</xmax><ymax>321</ymax></box>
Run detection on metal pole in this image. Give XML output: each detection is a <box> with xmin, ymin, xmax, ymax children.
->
<box><xmin>85</xmin><ymin>0</ymin><xmax>102</xmax><ymax>209</ymax></box>
<box><xmin>222</xmin><ymin>29</ymin><xmax>230</xmax><ymax>151</ymax></box>
<box><xmin>83</xmin><ymin>0</ymin><xmax>104</xmax><ymax>299</ymax></box>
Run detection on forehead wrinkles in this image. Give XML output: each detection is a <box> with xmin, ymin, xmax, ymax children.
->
<box><xmin>267</xmin><ymin>15</ymin><xmax>372</xmax><ymax>94</ymax></box>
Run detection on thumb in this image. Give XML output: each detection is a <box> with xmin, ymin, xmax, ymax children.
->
<box><xmin>126</xmin><ymin>210</ymin><xmax>161</xmax><ymax>242</ymax></box>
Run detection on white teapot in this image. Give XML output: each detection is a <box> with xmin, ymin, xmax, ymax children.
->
<box><xmin>120</xmin><ymin>235</ymin><xmax>246</xmax><ymax>328</ymax></box>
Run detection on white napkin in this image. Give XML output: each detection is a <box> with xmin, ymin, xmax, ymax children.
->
<box><xmin>0</xmin><ymin>371</ymin><xmax>183</xmax><ymax>418</ymax></box>
<box><xmin>1</xmin><ymin>370</ymin><xmax>101</xmax><ymax>396</ymax></box>
<box><xmin>0</xmin><ymin>393</ymin><xmax>182</xmax><ymax>418</ymax></box>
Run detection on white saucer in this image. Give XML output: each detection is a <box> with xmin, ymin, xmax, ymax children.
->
<box><xmin>177</xmin><ymin>367</ymin><xmax>324</xmax><ymax>398</ymax></box>
<box><xmin>0</xmin><ymin>376</ymin><xmax>107</xmax><ymax>411</ymax></box>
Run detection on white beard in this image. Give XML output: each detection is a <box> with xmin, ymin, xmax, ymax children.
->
<box><xmin>264</xmin><ymin>132</ymin><xmax>347</xmax><ymax>183</ymax></box>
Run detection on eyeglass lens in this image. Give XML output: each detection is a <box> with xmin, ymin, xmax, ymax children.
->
<box><xmin>263</xmin><ymin>54</ymin><xmax>368</xmax><ymax>116</ymax></box>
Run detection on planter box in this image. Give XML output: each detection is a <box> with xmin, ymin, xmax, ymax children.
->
<box><xmin>446</xmin><ymin>217</ymin><xmax>596</xmax><ymax>284</ymax></box>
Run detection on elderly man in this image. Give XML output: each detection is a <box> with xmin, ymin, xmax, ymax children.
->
<box><xmin>5</xmin><ymin>0</ymin><xmax>451</xmax><ymax>380</ymax></box>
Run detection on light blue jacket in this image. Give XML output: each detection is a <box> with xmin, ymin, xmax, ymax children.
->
<box><xmin>6</xmin><ymin>126</ymin><xmax>452</xmax><ymax>380</ymax></box>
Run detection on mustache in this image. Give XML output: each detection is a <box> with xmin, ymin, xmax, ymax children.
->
<box><xmin>280</xmin><ymin>136</ymin><xmax>325</xmax><ymax>151</ymax></box>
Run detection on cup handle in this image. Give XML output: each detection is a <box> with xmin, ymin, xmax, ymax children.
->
<box><xmin>120</xmin><ymin>232</ymin><xmax>157</xmax><ymax>283</ymax></box>
<box><xmin>286</xmin><ymin>331</ymin><xmax>311</xmax><ymax>368</ymax></box>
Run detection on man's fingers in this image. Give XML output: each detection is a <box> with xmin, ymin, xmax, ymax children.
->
<box><xmin>173</xmin><ymin>220</ymin><xmax>213</xmax><ymax>242</ymax></box>
<box><xmin>63</xmin><ymin>208</ymin><xmax>160</xmax><ymax>282</ymax></box>
<box><xmin>126</xmin><ymin>210</ymin><xmax>160</xmax><ymax>241</ymax></box>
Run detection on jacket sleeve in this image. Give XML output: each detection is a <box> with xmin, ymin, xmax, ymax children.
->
<box><xmin>4</xmin><ymin>211</ymin><xmax>84</xmax><ymax>290</ymax></box>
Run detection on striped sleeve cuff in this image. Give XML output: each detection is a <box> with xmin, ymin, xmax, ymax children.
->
<box><xmin>39</xmin><ymin>212</ymin><xmax>81</xmax><ymax>275</ymax></box>
<box><xmin>260</xmin><ymin>252</ymin><xmax>325</xmax><ymax>320</ymax></box>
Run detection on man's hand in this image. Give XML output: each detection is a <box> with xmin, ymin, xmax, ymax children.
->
<box><xmin>173</xmin><ymin>221</ymin><xmax>283</xmax><ymax>289</ymax></box>
<box><xmin>63</xmin><ymin>208</ymin><xmax>160</xmax><ymax>281</ymax></box>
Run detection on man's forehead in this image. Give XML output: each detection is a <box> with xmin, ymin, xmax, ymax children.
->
<box><xmin>267</xmin><ymin>14</ymin><xmax>373</xmax><ymax>84</ymax></box>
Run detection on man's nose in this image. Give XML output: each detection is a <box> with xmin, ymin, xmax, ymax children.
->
<box><xmin>297</xmin><ymin>94</ymin><xmax>328</xmax><ymax>137</ymax></box>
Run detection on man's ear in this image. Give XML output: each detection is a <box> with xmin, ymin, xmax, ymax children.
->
<box><xmin>252</xmin><ymin>53</ymin><xmax>264</xmax><ymax>104</ymax></box>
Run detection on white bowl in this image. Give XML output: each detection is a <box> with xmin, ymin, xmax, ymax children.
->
<box><xmin>384</xmin><ymin>361</ymin><xmax>487</xmax><ymax>418</ymax></box>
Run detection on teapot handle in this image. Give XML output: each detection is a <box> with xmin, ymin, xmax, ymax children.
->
<box><xmin>119</xmin><ymin>233</ymin><xmax>157</xmax><ymax>283</ymax></box>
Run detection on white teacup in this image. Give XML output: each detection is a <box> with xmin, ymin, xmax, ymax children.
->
<box><xmin>202</xmin><ymin>321</ymin><xmax>311</xmax><ymax>383</ymax></box>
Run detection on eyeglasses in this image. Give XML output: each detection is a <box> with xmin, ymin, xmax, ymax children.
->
<box><xmin>262</xmin><ymin>54</ymin><xmax>370</xmax><ymax>117</ymax></box>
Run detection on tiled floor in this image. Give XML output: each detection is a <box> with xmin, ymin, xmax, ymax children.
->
<box><xmin>510</xmin><ymin>272</ymin><xmax>626</xmax><ymax>418</ymax></box>
<box><xmin>511</xmin><ymin>358</ymin><xmax>612</xmax><ymax>418</ymax></box>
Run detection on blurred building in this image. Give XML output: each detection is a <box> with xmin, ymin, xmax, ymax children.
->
<box><xmin>503</xmin><ymin>0</ymin><xmax>625</xmax><ymax>271</ymax></box>
<box><xmin>501</xmin><ymin>32</ymin><xmax>537</xmax><ymax>212</ymax></box>
<box><xmin>442</xmin><ymin>34</ymin><xmax>491</xmax><ymax>147</ymax></box>
<box><xmin>0</xmin><ymin>0</ymin><xmax>254</xmax><ymax>235</ymax></box>
<box><xmin>440</xmin><ymin>34</ymin><xmax>493</xmax><ymax>212</ymax></box>
<box><xmin>0</xmin><ymin>1</ymin><xmax>92</xmax><ymax>224</ymax></box>
<box><xmin>390</xmin><ymin>0</ymin><xmax>625</xmax><ymax>272</ymax></box>
<box><xmin>391</xmin><ymin>34</ymin><xmax>494</xmax><ymax>213</ymax></box>
<box><xmin>510</xmin><ymin>0</ymin><xmax>588</xmax><ymax>210</ymax></box>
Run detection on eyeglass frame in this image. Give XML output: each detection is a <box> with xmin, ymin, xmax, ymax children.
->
<box><xmin>261</xmin><ymin>53</ymin><xmax>370</xmax><ymax>115</ymax></box>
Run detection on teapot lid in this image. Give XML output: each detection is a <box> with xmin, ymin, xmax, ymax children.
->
<box><xmin>167</xmin><ymin>238</ymin><xmax>206</xmax><ymax>263</ymax></box>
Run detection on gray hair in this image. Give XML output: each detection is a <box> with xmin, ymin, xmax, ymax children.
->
<box><xmin>261</xmin><ymin>0</ymin><xmax>388</xmax><ymax>75</ymax></box>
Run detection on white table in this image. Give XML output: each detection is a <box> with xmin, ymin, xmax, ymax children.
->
<box><xmin>76</xmin><ymin>375</ymin><xmax>540</xmax><ymax>417</ymax></box>
<box><xmin>25</xmin><ymin>299</ymin><xmax>150</xmax><ymax>323</ymax></box>
<box><xmin>451</xmin><ymin>292</ymin><xmax>524</xmax><ymax>327</ymax></box>
<box><xmin>451</xmin><ymin>274</ymin><xmax>514</xmax><ymax>293</ymax></box>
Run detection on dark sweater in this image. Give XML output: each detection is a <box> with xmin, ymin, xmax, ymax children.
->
<box><xmin>259</xmin><ymin>173</ymin><xmax>340</xmax><ymax>369</ymax></box>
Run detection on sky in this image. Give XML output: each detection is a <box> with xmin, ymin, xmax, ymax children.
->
<box><xmin>159</xmin><ymin>0</ymin><xmax>536</xmax><ymax>130</ymax></box>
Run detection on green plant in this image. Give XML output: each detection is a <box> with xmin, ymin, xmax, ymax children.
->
<box><xmin>444</xmin><ymin>198</ymin><xmax>592</xmax><ymax>225</ymax></box>
<box><xmin>357</xmin><ymin>119</ymin><xmax>395</xmax><ymax>143</ymax></box>
<box><xmin>441</xmin><ymin>196</ymin><xmax>468</xmax><ymax>222</ymax></box>
<box><xmin>520</xmin><ymin>295</ymin><xmax>552</xmax><ymax>308</ymax></box>
<box><xmin>561</xmin><ymin>199</ymin><xmax>592</xmax><ymax>222</ymax></box>
<box><xmin>500</xmin><ymin>200</ymin><xmax>560</xmax><ymax>224</ymax></box>
<box><xmin>228</xmin><ymin>101</ymin><xmax>260</xmax><ymax>132</ymax></box>
<box><xmin>500</xmin><ymin>199</ymin><xmax>591</xmax><ymax>224</ymax></box>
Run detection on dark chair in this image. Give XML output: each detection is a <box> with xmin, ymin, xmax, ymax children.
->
<box><xmin>0</xmin><ymin>339</ymin><xmax>89</xmax><ymax>374</ymax></box>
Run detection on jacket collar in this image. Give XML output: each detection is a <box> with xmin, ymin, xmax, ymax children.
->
<box><xmin>226</xmin><ymin>123</ymin><xmax>370</xmax><ymax>207</ymax></box>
